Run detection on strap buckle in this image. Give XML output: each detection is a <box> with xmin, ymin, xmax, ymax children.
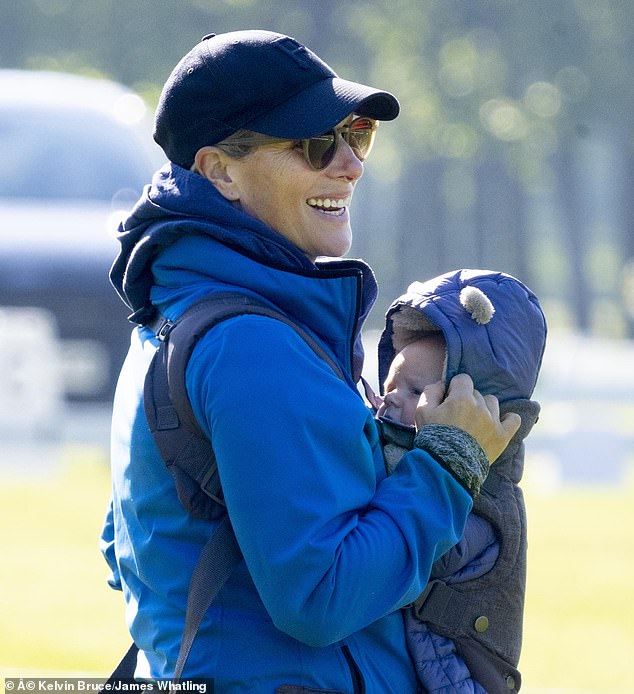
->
<box><xmin>156</xmin><ymin>318</ymin><xmax>175</xmax><ymax>342</ymax></box>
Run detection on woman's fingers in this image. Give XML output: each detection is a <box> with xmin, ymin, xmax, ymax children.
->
<box><xmin>415</xmin><ymin>374</ymin><xmax>521</xmax><ymax>463</ymax></box>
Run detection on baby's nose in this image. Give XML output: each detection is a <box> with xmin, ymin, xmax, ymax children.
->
<box><xmin>384</xmin><ymin>389</ymin><xmax>402</xmax><ymax>406</ymax></box>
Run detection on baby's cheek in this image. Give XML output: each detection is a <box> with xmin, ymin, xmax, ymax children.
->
<box><xmin>403</xmin><ymin>397</ymin><xmax>420</xmax><ymax>425</ymax></box>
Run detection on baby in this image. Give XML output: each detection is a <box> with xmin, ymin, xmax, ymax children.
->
<box><xmin>374</xmin><ymin>269</ymin><xmax>547</xmax><ymax>694</ymax></box>
<box><xmin>377</xmin><ymin>331</ymin><xmax>446</xmax><ymax>466</ymax></box>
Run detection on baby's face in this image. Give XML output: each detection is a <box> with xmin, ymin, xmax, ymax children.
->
<box><xmin>378</xmin><ymin>334</ymin><xmax>446</xmax><ymax>425</ymax></box>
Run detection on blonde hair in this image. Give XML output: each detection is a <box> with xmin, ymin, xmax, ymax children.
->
<box><xmin>213</xmin><ymin>129</ymin><xmax>267</xmax><ymax>159</ymax></box>
<box><xmin>191</xmin><ymin>129</ymin><xmax>288</xmax><ymax>172</ymax></box>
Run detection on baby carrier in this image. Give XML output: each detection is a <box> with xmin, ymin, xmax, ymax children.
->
<box><xmin>379</xmin><ymin>400</ymin><xmax>539</xmax><ymax>694</ymax></box>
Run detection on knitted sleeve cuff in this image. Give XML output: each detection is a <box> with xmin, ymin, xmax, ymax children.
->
<box><xmin>413</xmin><ymin>424</ymin><xmax>490</xmax><ymax>498</ymax></box>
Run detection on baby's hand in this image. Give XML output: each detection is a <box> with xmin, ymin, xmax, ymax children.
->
<box><xmin>415</xmin><ymin>374</ymin><xmax>520</xmax><ymax>463</ymax></box>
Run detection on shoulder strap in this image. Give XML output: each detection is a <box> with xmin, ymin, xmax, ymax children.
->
<box><xmin>174</xmin><ymin>515</ymin><xmax>241</xmax><ymax>682</ymax></box>
<box><xmin>106</xmin><ymin>642</ymin><xmax>139</xmax><ymax>685</ymax></box>
<box><xmin>143</xmin><ymin>291</ymin><xmax>346</xmax><ymax>681</ymax></box>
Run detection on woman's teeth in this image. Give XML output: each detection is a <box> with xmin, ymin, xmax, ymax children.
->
<box><xmin>307</xmin><ymin>197</ymin><xmax>349</xmax><ymax>214</ymax></box>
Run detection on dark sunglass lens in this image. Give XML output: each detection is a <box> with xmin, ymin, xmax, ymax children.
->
<box><xmin>347</xmin><ymin>132</ymin><xmax>372</xmax><ymax>159</ymax></box>
<box><xmin>305</xmin><ymin>134</ymin><xmax>337</xmax><ymax>170</ymax></box>
<box><xmin>345</xmin><ymin>119</ymin><xmax>376</xmax><ymax>160</ymax></box>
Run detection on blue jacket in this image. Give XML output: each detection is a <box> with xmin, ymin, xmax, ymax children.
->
<box><xmin>100</xmin><ymin>164</ymin><xmax>475</xmax><ymax>692</ymax></box>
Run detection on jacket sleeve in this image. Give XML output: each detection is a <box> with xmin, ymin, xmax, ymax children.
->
<box><xmin>187</xmin><ymin>316</ymin><xmax>473</xmax><ymax>647</ymax></box>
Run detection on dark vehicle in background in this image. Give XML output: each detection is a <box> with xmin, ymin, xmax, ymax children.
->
<box><xmin>0</xmin><ymin>70</ymin><xmax>163</xmax><ymax>413</ymax></box>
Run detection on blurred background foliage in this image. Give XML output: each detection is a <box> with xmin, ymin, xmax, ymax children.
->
<box><xmin>3</xmin><ymin>0</ymin><xmax>634</xmax><ymax>334</ymax></box>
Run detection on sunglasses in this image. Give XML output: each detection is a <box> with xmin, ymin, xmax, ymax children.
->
<box><xmin>234</xmin><ymin>117</ymin><xmax>378</xmax><ymax>170</ymax></box>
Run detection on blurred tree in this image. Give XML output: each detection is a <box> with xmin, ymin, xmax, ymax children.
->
<box><xmin>2</xmin><ymin>0</ymin><xmax>633</xmax><ymax>335</ymax></box>
<box><xmin>344</xmin><ymin>0</ymin><xmax>634</xmax><ymax>334</ymax></box>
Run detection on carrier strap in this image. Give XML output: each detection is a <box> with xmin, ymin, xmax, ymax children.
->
<box><xmin>105</xmin><ymin>642</ymin><xmax>140</xmax><ymax>686</ymax></box>
<box><xmin>174</xmin><ymin>514</ymin><xmax>240</xmax><ymax>683</ymax></box>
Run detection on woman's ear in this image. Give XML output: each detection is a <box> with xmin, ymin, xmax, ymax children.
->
<box><xmin>194</xmin><ymin>147</ymin><xmax>240</xmax><ymax>201</ymax></box>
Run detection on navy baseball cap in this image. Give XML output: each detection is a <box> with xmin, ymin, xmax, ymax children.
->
<box><xmin>154</xmin><ymin>30</ymin><xmax>400</xmax><ymax>168</ymax></box>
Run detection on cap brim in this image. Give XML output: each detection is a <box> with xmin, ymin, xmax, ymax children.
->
<box><xmin>244</xmin><ymin>76</ymin><xmax>400</xmax><ymax>139</ymax></box>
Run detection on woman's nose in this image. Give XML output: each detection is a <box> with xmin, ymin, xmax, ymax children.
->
<box><xmin>327</xmin><ymin>136</ymin><xmax>364</xmax><ymax>181</ymax></box>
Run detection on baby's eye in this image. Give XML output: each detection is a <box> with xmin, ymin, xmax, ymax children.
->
<box><xmin>410</xmin><ymin>387</ymin><xmax>423</xmax><ymax>397</ymax></box>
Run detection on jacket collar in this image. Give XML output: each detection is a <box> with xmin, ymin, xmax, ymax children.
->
<box><xmin>111</xmin><ymin>163</ymin><xmax>377</xmax><ymax>381</ymax></box>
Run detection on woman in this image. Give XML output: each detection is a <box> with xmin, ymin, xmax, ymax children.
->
<box><xmin>101</xmin><ymin>30</ymin><xmax>519</xmax><ymax>692</ymax></box>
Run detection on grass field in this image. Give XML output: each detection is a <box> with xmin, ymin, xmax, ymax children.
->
<box><xmin>1</xmin><ymin>450</ymin><xmax>633</xmax><ymax>692</ymax></box>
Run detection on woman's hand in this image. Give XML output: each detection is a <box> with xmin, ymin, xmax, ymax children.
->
<box><xmin>415</xmin><ymin>374</ymin><xmax>521</xmax><ymax>464</ymax></box>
